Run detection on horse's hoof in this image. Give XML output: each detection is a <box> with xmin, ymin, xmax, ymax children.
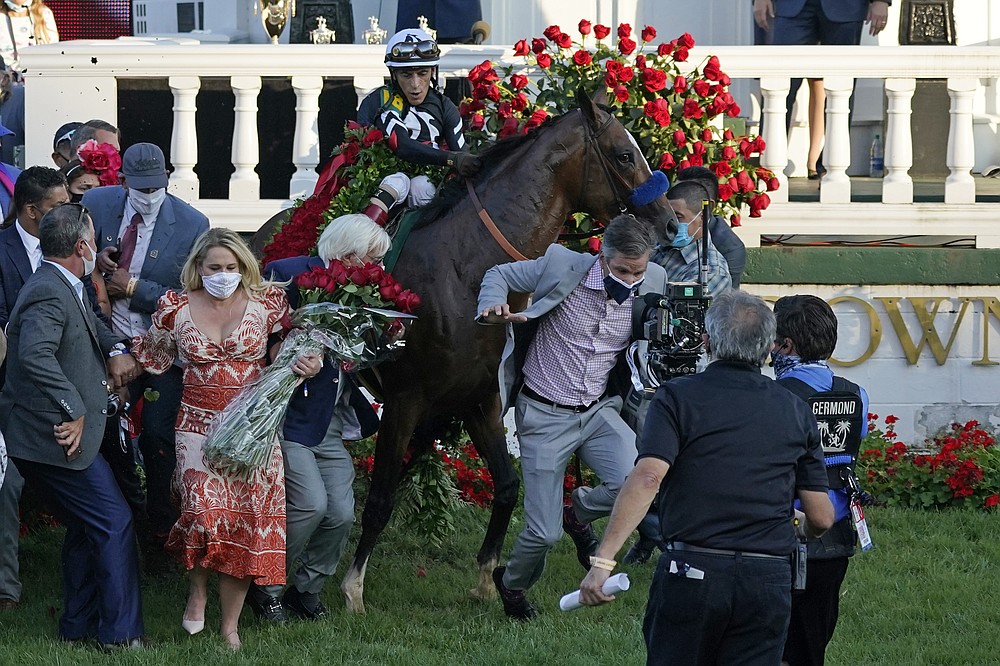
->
<box><xmin>470</xmin><ymin>558</ymin><xmax>499</xmax><ymax>599</ymax></box>
<box><xmin>343</xmin><ymin>594</ymin><xmax>367</xmax><ymax>615</ymax></box>
<box><xmin>341</xmin><ymin>571</ymin><xmax>367</xmax><ymax>614</ymax></box>
<box><xmin>469</xmin><ymin>584</ymin><xmax>497</xmax><ymax>600</ymax></box>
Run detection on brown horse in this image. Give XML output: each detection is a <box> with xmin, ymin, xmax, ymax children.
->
<box><xmin>338</xmin><ymin>87</ymin><xmax>675</xmax><ymax>612</ymax></box>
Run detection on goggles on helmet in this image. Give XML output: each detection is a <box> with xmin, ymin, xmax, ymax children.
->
<box><xmin>385</xmin><ymin>39</ymin><xmax>440</xmax><ymax>66</ymax></box>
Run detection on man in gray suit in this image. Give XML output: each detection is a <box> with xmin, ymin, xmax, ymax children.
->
<box><xmin>84</xmin><ymin>143</ymin><xmax>209</xmax><ymax>560</ymax></box>
<box><xmin>0</xmin><ymin>203</ymin><xmax>145</xmax><ymax>648</ymax></box>
<box><xmin>477</xmin><ymin>217</ymin><xmax>668</xmax><ymax>620</ymax></box>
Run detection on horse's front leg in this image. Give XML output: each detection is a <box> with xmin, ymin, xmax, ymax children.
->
<box><xmin>341</xmin><ymin>398</ymin><xmax>423</xmax><ymax>613</ymax></box>
<box><xmin>463</xmin><ymin>393</ymin><xmax>519</xmax><ymax>600</ymax></box>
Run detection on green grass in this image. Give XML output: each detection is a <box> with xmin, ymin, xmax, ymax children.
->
<box><xmin>1</xmin><ymin>506</ymin><xmax>999</xmax><ymax>665</ymax></box>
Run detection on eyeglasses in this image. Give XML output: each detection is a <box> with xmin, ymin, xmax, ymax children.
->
<box><xmin>55</xmin><ymin>128</ymin><xmax>76</xmax><ymax>145</ymax></box>
<box><xmin>388</xmin><ymin>39</ymin><xmax>440</xmax><ymax>62</ymax></box>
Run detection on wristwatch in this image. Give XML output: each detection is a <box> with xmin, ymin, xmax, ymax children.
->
<box><xmin>108</xmin><ymin>342</ymin><xmax>130</xmax><ymax>358</ymax></box>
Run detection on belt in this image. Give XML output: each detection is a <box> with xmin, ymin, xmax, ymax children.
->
<box><xmin>521</xmin><ymin>386</ymin><xmax>596</xmax><ymax>413</ymax></box>
<box><xmin>667</xmin><ymin>541</ymin><xmax>788</xmax><ymax>561</ymax></box>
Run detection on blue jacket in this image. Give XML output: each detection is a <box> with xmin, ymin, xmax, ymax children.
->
<box><xmin>266</xmin><ymin>255</ymin><xmax>379</xmax><ymax>446</ymax></box>
<box><xmin>0</xmin><ymin>163</ymin><xmax>21</xmax><ymax>220</ymax></box>
<box><xmin>775</xmin><ymin>0</ymin><xmax>871</xmax><ymax>23</ymax></box>
<box><xmin>81</xmin><ymin>186</ymin><xmax>209</xmax><ymax>331</ymax></box>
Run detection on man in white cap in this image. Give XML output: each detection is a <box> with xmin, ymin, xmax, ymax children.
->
<box><xmin>83</xmin><ymin>142</ymin><xmax>208</xmax><ymax>570</ymax></box>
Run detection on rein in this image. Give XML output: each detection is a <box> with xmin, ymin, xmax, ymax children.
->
<box><xmin>466</xmin><ymin>179</ymin><xmax>529</xmax><ymax>262</ymax></box>
<box><xmin>580</xmin><ymin>112</ymin><xmax>634</xmax><ymax>215</ymax></box>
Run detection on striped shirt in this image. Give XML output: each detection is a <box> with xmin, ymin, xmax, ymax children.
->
<box><xmin>522</xmin><ymin>258</ymin><xmax>634</xmax><ymax>406</ymax></box>
<box><xmin>651</xmin><ymin>239</ymin><xmax>732</xmax><ymax>297</ymax></box>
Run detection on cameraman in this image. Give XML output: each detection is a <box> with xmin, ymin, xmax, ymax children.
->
<box><xmin>774</xmin><ymin>295</ymin><xmax>870</xmax><ymax>666</ymax></box>
<box><xmin>676</xmin><ymin>166</ymin><xmax>747</xmax><ymax>288</ymax></box>
<box><xmin>476</xmin><ymin>216</ymin><xmax>667</xmax><ymax>620</ymax></box>
<box><xmin>578</xmin><ymin>290</ymin><xmax>834</xmax><ymax>665</ymax></box>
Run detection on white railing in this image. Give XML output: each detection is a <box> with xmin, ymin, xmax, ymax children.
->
<box><xmin>19</xmin><ymin>41</ymin><xmax>1000</xmax><ymax>247</ymax></box>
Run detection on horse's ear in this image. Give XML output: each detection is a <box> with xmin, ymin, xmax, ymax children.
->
<box><xmin>576</xmin><ymin>85</ymin><xmax>603</xmax><ymax>129</ymax></box>
<box><xmin>591</xmin><ymin>85</ymin><xmax>609</xmax><ymax>108</ymax></box>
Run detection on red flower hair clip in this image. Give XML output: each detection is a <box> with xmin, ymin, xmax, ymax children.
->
<box><xmin>77</xmin><ymin>139</ymin><xmax>122</xmax><ymax>186</ymax></box>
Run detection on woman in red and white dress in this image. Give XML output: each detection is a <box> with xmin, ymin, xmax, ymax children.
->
<box><xmin>132</xmin><ymin>228</ymin><xmax>320</xmax><ymax>650</ymax></box>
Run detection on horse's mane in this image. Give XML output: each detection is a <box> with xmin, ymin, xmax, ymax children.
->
<box><xmin>411</xmin><ymin>110</ymin><xmax>577</xmax><ymax>229</ymax></box>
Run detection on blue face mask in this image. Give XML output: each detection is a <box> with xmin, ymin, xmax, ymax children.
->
<box><xmin>770</xmin><ymin>351</ymin><xmax>801</xmax><ymax>379</ymax></box>
<box><xmin>670</xmin><ymin>212</ymin><xmax>702</xmax><ymax>248</ymax></box>
<box><xmin>604</xmin><ymin>273</ymin><xmax>643</xmax><ymax>304</ymax></box>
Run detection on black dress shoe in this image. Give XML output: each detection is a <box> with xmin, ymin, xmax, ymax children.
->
<box><xmin>622</xmin><ymin>535</ymin><xmax>661</xmax><ymax>565</ymax></box>
<box><xmin>98</xmin><ymin>637</ymin><xmax>152</xmax><ymax>652</ymax></box>
<box><xmin>562</xmin><ymin>504</ymin><xmax>598</xmax><ymax>570</ymax></box>
<box><xmin>246</xmin><ymin>586</ymin><xmax>289</xmax><ymax>624</ymax></box>
<box><xmin>282</xmin><ymin>586</ymin><xmax>328</xmax><ymax>620</ymax></box>
<box><xmin>492</xmin><ymin>567</ymin><xmax>537</xmax><ymax>621</ymax></box>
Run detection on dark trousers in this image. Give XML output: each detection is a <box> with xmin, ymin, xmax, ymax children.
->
<box><xmin>783</xmin><ymin>557</ymin><xmax>850</xmax><ymax>666</ymax></box>
<box><xmin>129</xmin><ymin>364</ymin><xmax>183</xmax><ymax>539</ymax></box>
<box><xmin>13</xmin><ymin>456</ymin><xmax>144</xmax><ymax>644</ymax></box>
<box><xmin>643</xmin><ymin>550</ymin><xmax>792</xmax><ymax>666</ymax></box>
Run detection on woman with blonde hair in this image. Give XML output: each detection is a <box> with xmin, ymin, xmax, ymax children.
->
<box><xmin>0</xmin><ymin>0</ymin><xmax>58</xmax><ymax>70</ymax></box>
<box><xmin>132</xmin><ymin>228</ymin><xmax>322</xmax><ymax>650</ymax></box>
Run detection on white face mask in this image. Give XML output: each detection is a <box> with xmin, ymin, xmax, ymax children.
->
<box><xmin>81</xmin><ymin>239</ymin><xmax>96</xmax><ymax>276</ymax></box>
<box><xmin>3</xmin><ymin>0</ymin><xmax>31</xmax><ymax>12</ymax></box>
<box><xmin>128</xmin><ymin>188</ymin><xmax>167</xmax><ymax>217</ymax></box>
<box><xmin>201</xmin><ymin>272</ymin><xmax>241</xmax><ymax>300</ymax></box>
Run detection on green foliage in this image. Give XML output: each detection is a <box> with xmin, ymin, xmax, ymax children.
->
<box><xmin>858</xmin><ymin>415</ymin><xmax>1000</xmax><ymax>510</ymax></box>
<box><xmin>393</xmin><ymin>451</ymin><xmax>461</xmax><ymax>549</ymax></box>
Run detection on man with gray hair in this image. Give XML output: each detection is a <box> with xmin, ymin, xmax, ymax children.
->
<box><xmin>578</xmin><ymin>289</ymin><xmax>834</xmax><ymax>665</ymax></box>
<box><xmin>476</xmin><ymin>215</ymin><xmax>668</xmax><ymax>620</ymax></box>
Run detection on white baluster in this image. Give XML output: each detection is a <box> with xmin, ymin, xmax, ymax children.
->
<box><xmin>882</xmin><ymin>78</ymin><xmax>915</xmax><ymax>204</ymax></box>
<box><xmin>230</xmin><ymin>75</ymin><xmax>262</xmax><ymax>201</ymax></box>
<box><xmin>819</xmin><ymin>77</ymin><xmax>854</xmax><ymax>203</ymax></box>
<box><xmin>168</xmin><ymin>76</ymin><xmax>201</xmax><ymax>202</ymax></box>
<box><xmin>290</xmin><ymin>75</ymin><xmax>324</xmax><ymax>200</ymax></box>
<box><xmin>945</xmin><ymin>77</ymin><xmax>978</xmax><ymax>204</ymax></box>
<box><xmin>354</xmin><ymin>76</ymin><xmax>385</xmax><ymax>112</ymax></box>
<box><xmin>758</xmin><ymin>77</ymin><xmax>790</xmax><ymax>204</ymax></box>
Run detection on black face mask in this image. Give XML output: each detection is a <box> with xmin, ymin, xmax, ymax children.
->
<box><xmin>69</xmin><ymin>192</ymin><xmax>84</xmax><ymax>204</ymax></box>
<box><xmin>604</xmin><ymin>273</ymin><xmax>641</xmax><ymax>304</ymax></box>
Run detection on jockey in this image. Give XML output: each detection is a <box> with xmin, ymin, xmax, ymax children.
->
<box><xmin>357</xmin><ymin>27</ymin><xmax>481</xmax><ymax>225</ymax></box>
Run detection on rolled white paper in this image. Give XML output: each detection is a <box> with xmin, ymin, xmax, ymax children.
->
<box><xmin>559</xmin><ymin>572</ymin><xmax>631</xmax><ymax>612</ymax></box>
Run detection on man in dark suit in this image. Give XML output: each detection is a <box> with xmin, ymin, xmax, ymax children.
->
<box><xmin>0</xmin><ymin>165</ymin><xmax>72</xmax><ymax>611</ymax></box>
<box><xmin>0</xmin><ymin>203</ymin><xmax>145</xmax><ymax>648</ymax></box>
<box><xmin>84</xmin><ymin>142</ymin><xmax>209</xmax><ymax>562</ymax></box>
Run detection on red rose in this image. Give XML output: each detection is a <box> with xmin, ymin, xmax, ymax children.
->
<box><xmin>555</xmin><ymin>32</ymin><xmax>572</xmax><ymax>49</ymax></box>
<box><xmin>316</xmin><ymin>273</ymin><xmax>336</xmax><ymax>292</ymax></box>
<box><xmin>613</xmin><ymin>85</ymin><xmax>630</xmax><ymax>103</ymax></box>
<box><xmin>509</xmin><ymin>73</ymin><xmax>529</xmax><ymax>90</ymax></box>
<box><xmin>704</xmin><ymin>56</ymin><xmax>723</xmax><ymax>81</ymax></box>
<box><xmin>586</xmin><ymin>236</ymin><xmax>602</xmax><ymax>253</ymax></box>
<box><xmin>485</xmin><ymin>84</ymin><xmax>501</xmax><ymax>102</ymax></box>
<box><xmin>498</xmin><ymin>117</ymin><xmax>521</xmax><ymax>139</ymax></box>
<box><xmin>578</xmin><ymin>19</ymin><xmax>592</xmax><ymax>35</ymax></box>
<box><xmin>605</xmin><ymin>71</ymin><xmax>618</xmax><ymax>87</ymax></box>
<box><xmin>658</xmin><ymin>152</ymin><xmax>676</xmax><ymax>170</ymax></box>
<box><xmin>736</xmin><ymin>170</ymin><xmax>755</xmax><ymax>193</ymax></box>
<box><xmin>470</xmin><ymin>114</ymin><xmax>485</xmax><ymax>130</ymax></box>
<box><xmin>497</xmin><ymin>102</ymin><xmax>513</xmax><ymax>118</ymax></box>
<box><xmin>511</xmin><ymin>93</ymin><xmax>528</xmax><ymax>112</ymax></box>
<box><xmin>730</xmin><ymin>213</ymin><xmax>741</xmax><ymax>227</ymax></box>
<box><xmin>701</xmin><ymin>128</ymin><xmax>713</xmax><ymax>142</ymax></box>
<box><xmin>348</xmin><ymin>269</ymin><xmax>366</xmax><ymax>286</ymax></box>
<box><xmin>468</xmin><ymin>60</ymin><xmax>499</xmax><ymax>84</ymax></box>
<box><xmin>536</xmin><ymin>53</ymin><xmax>552</xmax><ymax>68</ymax></box>
<box><xmin>362</xmin><ymin>129</ymin><xmax>383</xmax><ymax>147</ymax></box>
<box><xmin>672</xmin><ymin>129</ymin><xmax>687</xmax><ymax>147</ymax></box>
<box><xmin>341</xmin><ymin>141</ymin><xmax>360</xmax><ymax>163</ymax></box>
<box><xmin>78</xmin><ymin>139</ymin><xmax>111</xmax><ymax>171</ymax></box>
<box><xmin>693</xmin><ymin>79</ymin><xmax>711</xmax><ymax>96</ymax></box>
<box><xmin>606</xmin><ymin>59</ymin><xmax>622</xmax><ymax>75</ymax></box>
<box><xmin>531</xmin><ymin>37</ymin><xmax>546</xmax><ymax>54</ymax></box>
<box><xmin>641</xmin><ymin>26</ymin><xmax>656</xmax><ymax>42</ymax></box>
<box><xmin>296</xmin><ymin>272</ymin><xmax>316</xmax><ymax>289</ymax></box>
<box><xmin>678</xmin><ymin>32</ymin><xmax>696</xmax><ymax>49</ymax></box>
<box><xmin>673</xmin><ymin>46</ymin><xmax>689</xmax><ymax>62</ymax></box>
<box><xmin>739</xmin><ymin>138</ymin><xmax>754</xmax><ymax>159</ymax></box>
<box><xmin>594</xmin><ymin>24</ymin><xmax>611</xmax><ymax>39</ymax></box>
<box><xmin>717</xmin><ymin>183</ymin><xmax>734</xmax><ymax>201</ymax></box>
<box><xmin>636</xmin><ymin>55</ymin><xmax>647</xmax><ymax>69</ymax></box>
<box><xmin>767</xmin><ymin>176</ymin><xmax>780</xmax><ymax>192</ymax></box>
<box><xmin>682</xmin><ymin>98</ymin><xmax>703</xmax><ymax>119</ymax></box>
<box><xmin>688</xmin><ymin>154</ymin><xmax>704</xmax><ymax>166</ymax></box>
<box><xmin>642</xmin><ymin>68</ymin><xmax>667</xmax><ymax>92</ymax></box>
<box><xmin>543</xmin><ymin>25</ymin><xmax>561</xmax><ymax>41</ymax></box>
<box><xmin>673</xmin><ymin>75</ymin><xmax>687</xmax><ymax>94</ymax></box>
<box><xmin>573</xmin><ymin>49</ymin><xmax>592</xmax><ymax>66</ymax></box>
<box><xmin>364</xmin><ymin>263</ymin><xmax>384</xmax><ymax>282</ymax></box>
<box><xmin>719</xmin><ymin>73</ymin><xmax>732</xmax><ymax>86</ymax></box>
<box><xmin>753</xmin><ymin>136</ymin><xmax>767</xmax><ymax>153</ymax></box>
<box><xmin>692</xmin><ymin>141</ymin><xmax>706</xmax><ymax>156</ymax></box>
<box><xmin>710</xmin><ymin>161</ymin><xmax>732</xmax><ymax>177</ymax></box>
<box><xmin>721</xmin><ymin>145</ymin><xmax>736</xmax><ymax>160</ymax></box>
<box><xmin>618</xmin><ymin>66</ymin><xmax>634</xmax><ymax>83</ymax></box>
<box><xmin>643</xmin><ymin>99</ymin><xmax>670</xmax><ymax>126</ymax></box>
<box><xmin>387</xmin><ymin>132</ymin><xmax>398</xmax><ymax>152</ymax></box>
<box><xmin>513</xmin><ymin>39</ymin><xmax>530</xmax><ymax>56</ymax></box>
<box><xmin>678</xmin><ymin>159</ymin><xmax>691</xmax><ymax>171</ymax></box>
<box><xmin>525</xmin><ymin>108</ymin><xmax>549</xmax><ymax>129</ymax></box>
<box><xmin>346</xmin><ymin>120</ymin><xmax>362</xmax><ymax>131</ymax></box>
<box><xmin>657</xmin><ymin>42</ymin><xmax>673</xmax><ymax>57</ymax></box>
<box><xmin>749</xmin><ymin>192</ymin><xmax>771</xmax><ymax>217</ymax></box>
<box><xmin>618</xmin><ymin>23</ymin><xmax>632</xmax><ymax>38</ymax></box>
<box><xmin>619</xmin><ymin>37</ymin><xmax>636</xmax><ymax>55</ymax></box>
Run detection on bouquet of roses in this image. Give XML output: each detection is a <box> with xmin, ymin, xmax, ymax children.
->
<box><xmin>202</xmin><ymin>262</ymin><xmax>420</xmax><ymax>475</ymax></box>
<box><xmin>77</xmin><ymin>139</ymin><xmax>122</xmax><ymax>186</ymax></box>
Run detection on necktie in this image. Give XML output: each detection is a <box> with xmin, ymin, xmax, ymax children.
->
<box><xmin>117</xmin><ymin>213</ymin><xmax>142</xmax><ymax>272</ymax></box>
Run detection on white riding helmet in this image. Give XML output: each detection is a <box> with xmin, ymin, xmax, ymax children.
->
<box><xmin>384</xmin><ymin>28</ymin><xmax>440</xmax><ymax>68</ymax></box>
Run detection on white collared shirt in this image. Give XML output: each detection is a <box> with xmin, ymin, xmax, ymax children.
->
<box><xmin>14</xmin><ymin>220</ymin><xmax>41</xmax><ymax>272</ymax></box>
<box><xmin>43</xmin><ymin>260</ymin><xmax>84</xmax><ymax>304</ymax></box>
<box><xmin>111</xmin><ymin>198</ymin><xmax>158</xmax><ymax>338</ymax></box>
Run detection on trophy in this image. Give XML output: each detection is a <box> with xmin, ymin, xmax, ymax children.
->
<box><xmin>256</xmin><ymin>0</ymin><xmax>296</xmax><ymax>45</ymax></box>
<box><xmin>310</xmin><ymin>16</ymin><xmax>336</xmax><ymax>44</ymax></box>
<box><xmin>363</xmin><ymin>16</ymin><xmax>387</xmax><ymax>45</ymax></box>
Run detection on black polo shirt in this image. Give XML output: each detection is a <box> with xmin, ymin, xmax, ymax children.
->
<box><xmin>640</xmin><ymin>360</ymin><xmax>828</xmax><ymax>556</ymax></box>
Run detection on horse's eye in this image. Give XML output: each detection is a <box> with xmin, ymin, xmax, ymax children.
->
<box><xmin>617</xmin><ymin>152</ymin><xmax>633</xmax><ymax>165</ymax></box>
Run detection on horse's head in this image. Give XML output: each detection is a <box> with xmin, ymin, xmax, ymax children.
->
<box><xmin>574</xmin><ymin>87</ymin><xmax>676</xmax><ymax>245</ymax></box>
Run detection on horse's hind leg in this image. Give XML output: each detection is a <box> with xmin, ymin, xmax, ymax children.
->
<box><xmin>341</xmin><ymin>398</ymin><xmax>423</xmax><ymax>613</ymax></box>
<box><xmin>463</xmin><ymin>394</ymin><xmax>519</xmax><ymax>600</ymax></box>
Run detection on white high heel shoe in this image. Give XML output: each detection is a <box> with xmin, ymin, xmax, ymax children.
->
<box><xmin>181</xmin><ymin>616</ymin><xmax>204</xmax><ymax>635</ymax></box>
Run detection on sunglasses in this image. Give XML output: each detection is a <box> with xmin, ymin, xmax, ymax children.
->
<box><xmin>388</xmin><ymin>39</ymin><xmax>440</xmax><ymax>61</ymax></box>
